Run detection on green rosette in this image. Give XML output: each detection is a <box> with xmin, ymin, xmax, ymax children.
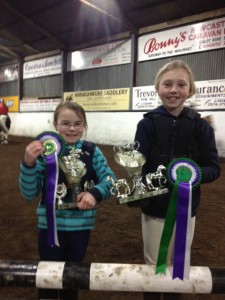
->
<box><xmin>36</xmin><ymin>131</ymin><xmax>66</xmax><ymax>158</ymax></box>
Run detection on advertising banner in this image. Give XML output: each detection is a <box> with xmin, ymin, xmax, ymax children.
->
<box><xmin>133</xmin><ymin>79</ymin><xmax>225</xmax><ymax>110</ymax></box>
<box><xmin>191</xmin><ymin>79</ymin><xmax>225</xmax><ymax>109</ymax></box>
<box><xmin>64</xmin><ymin>88</ymin><xmax>129</xmax><ymax>111</ymax></box>
<box><xmin>20</xmin><ymin>98</ymin><xmax>61</xmax><ymax>112</ymax></box>
<box><xmin>23</xmin><ymin>55</ymin><xmax>62</xmax><ymax>79</ymax></box>
<box><xmin>132</xmin><ymin>86</ymin><xmax>161</xmax><ymax>110</ymax></box>
<box><xmin>2</xmin><ymin>96</ymin><xmax>19</xmax><ymax>112</ymax></box>
<box><xmin>68</xmin><ymin>40</ymin><xmax>131</xmax><ymax>71</ymax></box>
<box><xmin>138</xmin><ymin>17</ymin><xmax>225</xmax><ymax>61</ymax></box>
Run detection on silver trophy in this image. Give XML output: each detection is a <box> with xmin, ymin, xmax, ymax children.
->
<box><xmin>56</xmin><ymin>148</ymin><xmax>87</xmax><ymax>209</ymax></box>
<box><xmin>107</xmin><ymin>142</ymin><xmax>168</xmax><ymax>204</ymax></box>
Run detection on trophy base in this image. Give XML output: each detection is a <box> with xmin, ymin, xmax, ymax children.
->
<box><xmin>57</xmin><ymin>202</ymin><xmax>78</xmax><ymax>210</ymax></box>
<box><xmin>118</xmin><ymin>188</ymin><xmax>168</xmax><ymax>204</ymax></box>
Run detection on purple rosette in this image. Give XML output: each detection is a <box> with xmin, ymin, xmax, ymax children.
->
<box><xmin>168</xmin><ymin>158</ymin><xmax>202</xmax><ymax>279</ymax></box>
<box><xmin>36</xmin><ymin>131</ymin><xmax>66</xmax><ymax>247</ymax></box>
<box><xmin>167</xmin><ymin>157</ymin><xmax>202</xmax><ymax>188</ymax></box>
<box><xmin>36</xmin><ymin>131</ymin><xmax>65</xmax><ymax>158</ymax></box>
<box><xmin>156</xmin><ymin>158</ymin><xmax>202</xmax><ymax>280</ymax></box>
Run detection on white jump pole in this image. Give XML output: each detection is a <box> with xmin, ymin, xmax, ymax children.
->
<box><xmin>0</xmin><ymin>260</ymin><xmax>224</xmax><ymax>294</ymax></box>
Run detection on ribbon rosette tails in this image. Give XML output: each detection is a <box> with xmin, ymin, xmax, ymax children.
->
<box><xmin>156</xmin><ymin>157</ymin><xmax>202</xmax><ymax>280</ymax></box>
<box><xmin>36</xmin><ymin>131</ymin><xmax>66</xmax><ymax>247</ymax></box>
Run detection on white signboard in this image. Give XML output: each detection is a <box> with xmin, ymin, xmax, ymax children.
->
<box><xmin>191</xmin><ymin>79</ymin><xmax>225</xmax><ymax>109</ymax></box>
<box><xmin>20</xmin><ymin>98</ymin><xmax>61</xmax><ymax>111</ymax></box>
<box><xmin>68</xmin><ymin>40</ymin><xmax>131</xmax><ymax>71</ymax></box>
<box><xmin>23</xmin><ymin>55</ymin><xmax>62</xmax><ymax>79</ymax></box>
<box><xmin>132</xmin><ymin>79</ymin><xmax>225</xmax><ymax>110</ymax></box>
<box><xmin>132</xmin><ymin>86</ymin><xmax>161</xmax><ymax>110</ymax></box>
<box><xmin>138</xmin><ymin>17</ymin><xmax>225</xmax><ymax>61</ymax></box>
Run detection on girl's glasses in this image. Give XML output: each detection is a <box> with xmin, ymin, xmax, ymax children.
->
<box><xmin>57</xmin><ymin>121</ymin><xmax>84</xmax><ymax>130</ymax></box>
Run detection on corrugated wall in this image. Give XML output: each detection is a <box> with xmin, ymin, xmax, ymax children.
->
<box><xmin>137</xmin><ymin>48</ymin><xmax>225</xmax><ymax>86</ymax></box>
<box><xmin>23</xmin><ymin>75</ymin><xmax>61</xmax><ymax>98</ymax></box>
<box><xmin>0</xmin><ymin>80</ymin><xmax>18</xmax><ymax>96</ymax></box>
<box><xmin>67</xmin><ymin>64</ymin><xmax>132</xmax><ymax>91</ymax></box>
<box><xmin>0</xmin><ymin>47</ymin><xmax>224</xmax><ymax>102</ymax></box>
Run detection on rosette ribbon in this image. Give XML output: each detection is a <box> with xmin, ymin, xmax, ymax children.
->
<box><xmin>156</xmin><ymin>158</ymin><xmax>202</xmax><ymax>280</ymax></box>
<box><xmin>36</xmin><ymin>131</ymin><xmax>65</xmax><ymax>247</ymax></box>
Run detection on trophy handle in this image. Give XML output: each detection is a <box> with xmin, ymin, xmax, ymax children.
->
<box><xmin>84</xmin><ymin>180</ymin><xmax>95</xmax><ymax>191</ymax></box>
<box><xmin>113</xmin><ymin>145</ymin><xmax>122</xmax><ymax>152</ymax></box>
<box><xmin>133</xmin><ymin>141</ymin><xmax>140</xmax><ymax>151</ymax></box>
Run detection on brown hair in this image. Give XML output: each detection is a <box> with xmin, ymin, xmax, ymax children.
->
<box><xmin>154</xmin><ymin>60</ymin><xmax>197</xmax><ymax>98</ymax></box>
<box><xmin>53</xmin><ymin>101</ymin><xmax>88</xmax><ymax>131</ymax></box>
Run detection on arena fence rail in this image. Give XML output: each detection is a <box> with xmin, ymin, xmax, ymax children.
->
<box><xmin>0</xmin><ymin>260</ymin><xmax>224</xmax><ymax>294</ymax></box>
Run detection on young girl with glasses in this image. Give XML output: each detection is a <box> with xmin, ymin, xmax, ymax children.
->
<box><xmin>19</xmin><ymin>101</ymin><xmax>116</xmax><ymax>300</ymax></box>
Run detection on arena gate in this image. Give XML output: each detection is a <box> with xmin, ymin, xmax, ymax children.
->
<box><xmin>0</xmin><ymin>260</ymin><xmax>224</xmax><ymax>295</ymax></box>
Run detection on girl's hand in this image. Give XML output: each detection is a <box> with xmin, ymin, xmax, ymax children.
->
<box><xmin>76</xmin><ymin>191</ymin><xmax>97</xmax><ymax>210</ymax></box>
<box><xmin>24</xmin><ymin>140</ymin><xmax>44</xmax><ymax>167</ymax></box>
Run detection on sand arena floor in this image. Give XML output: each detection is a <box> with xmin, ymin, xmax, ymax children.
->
<box><xmin>0</xmin><ymin>135</ymin><xmax>224</xmax><ymax>300</ymax></box>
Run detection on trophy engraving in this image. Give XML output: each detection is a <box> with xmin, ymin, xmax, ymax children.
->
<box><xmin>108</xmin><ymin>142</ymin><xmax>168</xmax><ymax>204</ymax></box>
<box><xmin>57</xmin><ymin>148</ymin><xmax>87</xmax><ymax>209</ymax></box>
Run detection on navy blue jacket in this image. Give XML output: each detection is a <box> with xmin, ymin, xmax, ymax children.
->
<box><xmin>134</xmin><ymin>105</ymin><xmax>221</xmax><ymax>218</ymax></box>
